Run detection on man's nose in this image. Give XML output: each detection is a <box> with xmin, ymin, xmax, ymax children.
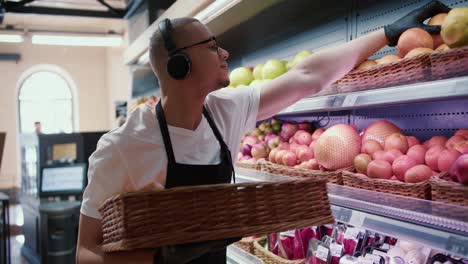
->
<box><xmin>219</xmin><ymin>47</ymin><xmax>229</xmax><ymax>60</ymax></box>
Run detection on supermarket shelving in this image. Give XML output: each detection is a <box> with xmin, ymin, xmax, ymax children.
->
<box><xmin>235</xmin><ymin>167</ymin><xmax>468</xmax><ymax>257</ymax></box>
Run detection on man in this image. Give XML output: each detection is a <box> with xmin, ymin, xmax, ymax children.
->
<box><xmin>76</xmin><ymin>1</ymin><xmax>449</xmax><ymax>263</ymax></box>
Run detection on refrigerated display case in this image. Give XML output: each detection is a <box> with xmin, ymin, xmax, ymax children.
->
<box><xmin>177</xmin><ymin>0</ymin><xmax>468</xmax><ymax>262</ymax></box>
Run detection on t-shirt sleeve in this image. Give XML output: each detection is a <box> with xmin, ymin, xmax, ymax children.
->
<box><xmin>80</xmin><ymin>134</ymin><xmax>128</xmax><ymax>220</ymax></box>
<box><xmin>205</xmin><ymin>86</ymin><xmax>261</xmax><ymax>157</ymax></box>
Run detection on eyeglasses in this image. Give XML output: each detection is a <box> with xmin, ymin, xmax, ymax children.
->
<box><xmin>172</xmin><ymin>36</ymin><xmax>219</xmax><ymax>54</ymax></box>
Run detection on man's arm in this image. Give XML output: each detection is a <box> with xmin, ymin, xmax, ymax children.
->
<box><xmin>76</xmin><ymin>213</ymin><xmax>155</xmax><ymax>264</ymax></box>
<box><xmin>257</xmin><ymin>29</ymin><xmax>388</xmax><ymax>121</ymax></box>
<box><xmin>257</xmin><ymin>1</ymin><xmax>451</xmax><ymax>121</ymax></box>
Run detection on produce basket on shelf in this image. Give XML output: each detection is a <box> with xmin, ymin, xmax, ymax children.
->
<box><xmin>430</xmin><ymin>46</ymin><xmax>468</xmax><ymax>80</ymax></box>
<box><xmin>253</xmin><ymin>237</ymin><xmax>305</xmax><ymax>264</ymax></box>
<box><xmin>430</xmin><ymin>172</ymin><xmax>468</xmax><ymax>207</ymax></box>
<box><xmin>260</xmin><ymin>161</ymin><xmax>351</xmax><ymax>185</ymax></box>
<box><xmin>336</xmin><ymin>53</ymin><xmax>431</xmax><ymax>93</ymax></box>
<box><xmin>99</xmin><ymin>178</ymin><xmax>334</xmax><ymax>252</ymax></box>
<box><xmin>342</xmin><ymin>171</ymin><xmax>431</xmax><ymax>200</ymax></box>
<box><xmin>235</xmin><ymin>160</ymin><xmax>262</xmax><ymax>171</ymax></box>
<box><xmin>234</xmin><ymin>236</ymin><xmax>263</xmax><ymax>255</ymax></box>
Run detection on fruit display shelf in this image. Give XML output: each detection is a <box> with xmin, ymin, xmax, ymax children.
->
<box><xmin>278</xmin><ymin>76</ymin><xmax>468</xmax><ymax>115</ymax></box>
<box><xmin>235</xmin><ymin>167</ymin><xmax>468</xmax><ymax>257</ymax></box>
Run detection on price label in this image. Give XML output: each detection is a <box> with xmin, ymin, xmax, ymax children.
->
<box><xmin>337</xmin><ymin>208</ymin><xmax>352</xmax><ymax>223</ymax></box>
<box><xmin>342</xmin><ymin>94</ymin><xmax>358</xmax><ymax>107</ymax></box>
<box><xmin>349</xmin><ymin>211</ymin><xmax>366</xmax><ymax>226</ymax></box>
<box><xmin>446</xmin><ymin>235</ymin><xmax>468</xmax><ymax>256</ymax></box>
<box><xmin>316</xmin><ymin>245</ymin><xmax>330</xmax><ymax>262</ymax></box>
<box><xmin>330</xmin><ymin>243</ymin><xmax>343</xmax><ymax>256</ymax></box>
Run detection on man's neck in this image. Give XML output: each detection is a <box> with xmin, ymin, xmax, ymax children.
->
<box><xmin>161</xmin><ymin>92</ymin><xmax>206</xmax><ymax>131</ymax></box>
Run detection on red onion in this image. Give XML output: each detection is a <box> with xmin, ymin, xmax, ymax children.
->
<box><xmin>251</xmin><ymin>142</ymin><xmax>269</xmax><ymax>159</ymax></box>
<box><xmin>450</xmin><ymin>154</ymin><xmax>468</xmax><ymax>185</ymax></box>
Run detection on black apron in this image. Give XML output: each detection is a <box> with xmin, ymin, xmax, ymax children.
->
<box><xmin>155</xmin><ymin>101</ymin><xmax>236</xmax><ymax>263</ymax></box>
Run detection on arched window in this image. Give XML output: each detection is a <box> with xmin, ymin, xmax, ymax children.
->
<box><xmin>18</xmin><ymin>71</ymin><xmax>75</xmax><ymax>134</ymax></box>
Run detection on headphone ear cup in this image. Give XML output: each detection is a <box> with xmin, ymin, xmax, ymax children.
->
<box><xmin>167</xmin><ymin>53</ymin><xmax>191</xmax><ymax>80</ymax></box>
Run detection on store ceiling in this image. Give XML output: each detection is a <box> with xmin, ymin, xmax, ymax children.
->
<box><xmin>0</xmin><ymin>0</ymin><xmax>132</xmax><ymax>34</ymax></box>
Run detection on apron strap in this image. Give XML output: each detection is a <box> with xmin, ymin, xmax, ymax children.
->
<box><xmin>156</xmin><ymin>101</ymin><xmax>177</xmax><ymax>165</ymax></box>
<box><xmin>202</xmin><ymin>106</ymin><xmax>236</xmax><ymax>183</ymax></box>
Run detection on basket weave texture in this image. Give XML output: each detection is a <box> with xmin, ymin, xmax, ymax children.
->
<box><xmin>431</xmin><ymin>173</ymin><xmax>468</xmax><ymax>207</ymax></box>
<box><xmin>430</xmin><ymin>46</ymin><xmax>468</xmax><ymax>80</ymax></box>
<box><xmin>99</xmin><ymin>178</ymin><xmax>334</xmax><ymax>252</ymax></box>
<box><xmin>342</xmin><ymin>171</ymin><xmax>431</xmax><ymax>200</ymax></box>
<box><xmin>260</xmin><ymin>161</ymin><xmax>350</xmax><ymax>185</ymax></box>
<box><xmin>235</xmin><ymin>161</ymin><xmax>261</xmax><ymax>171</ymax></box>
<box><xmin>253</xmin><ymin>237</ymin><xmax>305</xmax><ymax>264</ymax></box>
<box><xmin>336</xmin><ymin>53</ymin><xmax>431</xmax><ymax>93</ymax></box>
<box><xmin>234</xmin><ymin>236</ymin><xmax>261</xmax><ymax>255</ymax></box>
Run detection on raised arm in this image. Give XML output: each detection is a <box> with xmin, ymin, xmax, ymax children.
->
<box><xmin>257</xmin><ymin>0</ymin><xmax>450</xmax><ymax>121</ymax></box>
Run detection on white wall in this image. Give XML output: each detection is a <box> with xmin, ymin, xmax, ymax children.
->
<box><xmin>0</xmin><ymin>35</ymin><xmax>130</xmax><ymax>188</ymax></box>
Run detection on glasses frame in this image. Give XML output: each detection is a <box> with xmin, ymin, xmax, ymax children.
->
<box><xmin>171</xmin><ymin>36</ymin><xmax>218</xmax><ymax>54</ymax></box>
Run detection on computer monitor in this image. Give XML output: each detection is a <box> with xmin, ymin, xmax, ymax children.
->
<box><xmin>39</xmin><ymin>163</ymin><xmax>87</xmax><ymax>197</ymax></box>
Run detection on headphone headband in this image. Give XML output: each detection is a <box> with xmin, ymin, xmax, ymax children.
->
<box><xmin>158</xmin><ymin>18</ymin><xmax>177</xmax><ymax>53</ymax></box>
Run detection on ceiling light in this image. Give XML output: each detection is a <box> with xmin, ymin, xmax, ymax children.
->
<box><xmin>0</xmin><ymin>34</ymin><xmax>24</xmax><ymax>43</ymax></box>
<box><xmin>32</xmin><ymin>33</ymin><xmax>122</xmax><ymax>47</ymax></box>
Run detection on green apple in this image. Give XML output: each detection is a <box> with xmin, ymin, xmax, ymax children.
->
<box><xmin>253</xmin><ymin>64</ymin><xmax>264</xmax><ymax>80</ymax></box>
<box><xmin>288</xmin><ymin>50</ymin><xmax>313</xmax><ymax>70</ymax></box>
<box><xmin>262</xmin><ymin>59</ymin><xmax>287</xmax><ymax>79</ymax></box>
<box><xmin>229</xmin><ymin>67</ymin><xmax>254</xmax><ymax>87</ymax></box>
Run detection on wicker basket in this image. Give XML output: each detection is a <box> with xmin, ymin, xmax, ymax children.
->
<box><xmin>342</xmin><ymin>171</ymin><xmax>431</xmax><ymax>200</ymax></box>
<box><xmin>234</xmin><ymin>236</ymin><xmax>260</xmax><ymax>255</ymax></box>
<box><xmin>253</xmin><ymin>237</ymin><xmax>305</xmax><ymax>264</ymax></box>
<box><xmin>336</xmin><ymin>53</ymin><xmax>431</xmax><ymax>93</ymax></box>
<box><xmin>431</xmin><ymin>172</ymin><xmax>468</xmax><ymax>207</ymax></box>
<box><xmin>430</xmin><ymin>46</ymin><xmax>468</xmax><ymax>80</ymax></box>
<box><xmin>235</xmin><ymin>160</ymin><xmax>261</xmax><ymax>171</ymax></box>
<box><xmin>260</xmin><ymin>161</ymin><xmax>350</xmax><ymax>185</ymax></box>
<box><xmin>99</xmin><ymin>178</ymin><xmax>334</xmax><ymax>252</ymax></box>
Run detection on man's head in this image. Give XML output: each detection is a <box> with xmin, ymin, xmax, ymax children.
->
<box><xmin>149</xmin><ymin>18</ymin><xmax>230</xmax><ymax>96</ymax></box>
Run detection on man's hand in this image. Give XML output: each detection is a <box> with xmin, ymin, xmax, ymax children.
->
<box><xmin>384</xmin><ymin>1</ymin><xmax>451</xmax><ymax>46</ymax></box>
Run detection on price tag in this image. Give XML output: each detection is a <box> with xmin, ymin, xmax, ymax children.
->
<box><xmin>342</xmin><ymin>94</ymin><xmax>358</xmax><ymax>107</ymax></box>
<box><xmin>338</xmin><ymin>208</ymin><xmax>352</xmax><ymax>223</ymax></box>
<box><xmin>330</xmin><ymin>243</ymin><xmax>343</xmax><ymax>256</ymax></box>
<box><xmin>446</xmin><ymin>235</ymin><xmax>468</xmax><ymax>256</ymax></box>
<box><xmin>357</xmin><ymin>256</ymin><xmax>374</xmax><ymax>264</ymax></box>
<box><xmin>349</xmin><ymin>211</ymin><xmax>366</xmax><ymax>226</ymax></box>
<box><xmin>365</xmin><ymin>254</ymin><xmax>382</xmax><ymax>264</ymax></box>
<box><xmin>316</xmin><ymin>245</ymin><xmax>330</xmax><ymax>262</ymax></box>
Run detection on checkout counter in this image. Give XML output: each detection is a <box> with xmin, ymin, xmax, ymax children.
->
<box><xmin>19</xmin><ymin>132</ymin><xmax>105</xmax><ymax>264</ymax></box>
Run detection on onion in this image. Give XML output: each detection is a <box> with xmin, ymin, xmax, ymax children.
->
<box><xmin>404</xmin><ymin>47</ymin><xmax>433</xmax><ymax>59</ymax></box>
<box><xmin>450</xmin><ymin>154</ymin><xmax>468</xmax><ymax>185</ymax></box>
<box><xmin>237</xmin><ymin>152</ymin><xmax>243</xmax><ymax>161</ymax></box>
<box><xmin>383</xmin><ymin>149</ymin><xmax>404</xmax><ymax>164</ymax></box>
<box><xmin>267</xmin><ymin>136</ymin><xmax>282</xmax><ymax>149</ymax></box>
<box><xmin>425</xmin><ymin>145</ymin><xmax>446</xmax><ymax>171</ymax></box>
<box><xmin>264</xmin><ymin>133</ymin><xmax>277</xmax><ymax>144</ymax></box>
<box><xmin>362</xmin><ymin>120</ymin><xmax>401</xmax><ymax>147</ymax></box>
<box><xmin>297</xmin><ymin>146</ymin><xmax>314</xmax><ymax>162</ymax></box>
<box><xmin>356</xmin><ymin>60</ymin><xmax>377</xmax><ymax>70</ymax></box>
<box><xmin>275</xmin><ymin>150</ymin><xmax>289</xmax><ymax>164</ymax></box>
<box><xmin>435</xmin><ymin>44</ymin><xmax>450</xmax><ymax>51</ymax></box>
<box><xmin>384</xmin><ymin>133</ymin><xmax>409</xmax><ymax>154</ymax></box>
<box><xmin>251</xmin><ymin>143</ymin><xmax>269</xmax><ymax>159</ymax></box>
<box><xmin>438</xmin><ymin>149</ymin><xmax>461</xmax><ymax>172</ymax></box>
<box><xmin>311</xmin><ymin>128</ymin><xmax>325</xmax><ymax>141</ymax></box>
<box><xmin>376</xmin><ymin>54</ymin><xmax>401</xmax><ymax>65</ymax></box>
<box><xmin>454</xmin><ymin>129</ymin><xmax>468</xmax><ymax>139</ymax></box>
<box><xmin>354</xmin><ymin>153</ymin><xmax>372</xmax><ymax>174</ymax></box>
<box><xmin>294</xmin><ymin>130</ymin><xmax>312</xmax><ymax>146</ymax></box>
<box><xmin>404</xmin><ymin>165</ymin><xmax>433</xmax><ymax>183</ymax></box>
<box><xmin>240</xmin><ymin>155</ymin><xmax>252</xmax><ymax>161</ymax></box>
<box><xmin>314</xmin><ymin>124</ymin><xmax>361</xmax><ymax>170</ymax></box>
<box><xmin>309</xmin><ymin>141</ymin><xmax>316</xmax><ymax>152</ymax></box>
<box><xmin>269</xmin><ymin>148</ymin><xmax>279</xmax><ymax>163</ymax></box>
<box><xmin>282</xmin><ymin>151</ymin><xmax>298</xmax><ymax>167</ymax></box>
<box><xmin>424</xmin><ymin>136</ymin><xmax>449</xmax><ymax>149</ymax></box>
<box><xmin>243</xmin><ymin>135</ymin><xmax>259</xmax><ymax>146</ymax></box>
<box><xmin>297</xmin><ymin>123</ymin><xmax>312</xmax><ymax>132</ymax></box>
<box><xmin>289</xmin><ymin>143</ymin><xmax>300</xmax><ymax>155</ymax></box>
<box><xmin>454</xmin><ymin>141</ymin><xmax>468</xmax><ymax>154</ymax></box>
<box><xmin>446</xmin><ymin>135</ymin><xmax>465</xmax><ymax>149</ymax></box>
<box><xmin>393</xmin><ymin>155</ymin><xmax>418</xmax><ymax>181</ymax></box>
<box><xmin>280</xmin><ymin>123</ymin><xmax>298</xmax><ymax>141</ymax></box>
<box><xmin>407</xmin><ymin>136</ymin><xmax>420</xmax><ymax>148</ymax></box>
<box><xmin>241</xmin><ymin>144</ymin><xmax>252</xmax><ymax>156</ymax></box>
<box><xmin>397</xmin><ymin>28</ymin><xmax>434</xmax><ymax>57</ymax></box>
<box><xmin>361</xmin><ymin>139</ymin><xmax>383</xmax><ymax>156</ymax></box>
<box><xmin>367</xmin><ymin>160</ymin><xmax>393</xmax><ymax>179</ymax></box>
<box><xmin>278</xmin><ymin>142</ymin><xmax>290</xmax><ymax>150</ymax></box>
<box><xmin>307</xmin><ymin>159</ymin><xmax>320</xmax><ymax>170</ymax></box>
<box><xmin>407</xmin><ymin>145</ymin><xmax>427</xmax><ymax>164</ymax></box>
<box><xmin>372</xmin><ymin>150</ymin><xmax>387</xmax><ymax>161</ymax></box>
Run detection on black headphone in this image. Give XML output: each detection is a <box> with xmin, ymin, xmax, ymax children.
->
<box><xmin>158</xmin><ymin>18</ymin><xmax>192</xmax><ymax>80</ymax></box>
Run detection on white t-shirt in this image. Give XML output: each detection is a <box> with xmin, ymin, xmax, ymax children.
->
<box><xmin>80</xmin><ymin>87</ymin><xmax>261</xmax><ymax>219</ymax></box>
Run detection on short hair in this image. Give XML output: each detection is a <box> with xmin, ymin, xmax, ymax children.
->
<box><xmin>148</xmin><ymin>17</ymin><xmax>200</xmax><ymax>75</ymax></box>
